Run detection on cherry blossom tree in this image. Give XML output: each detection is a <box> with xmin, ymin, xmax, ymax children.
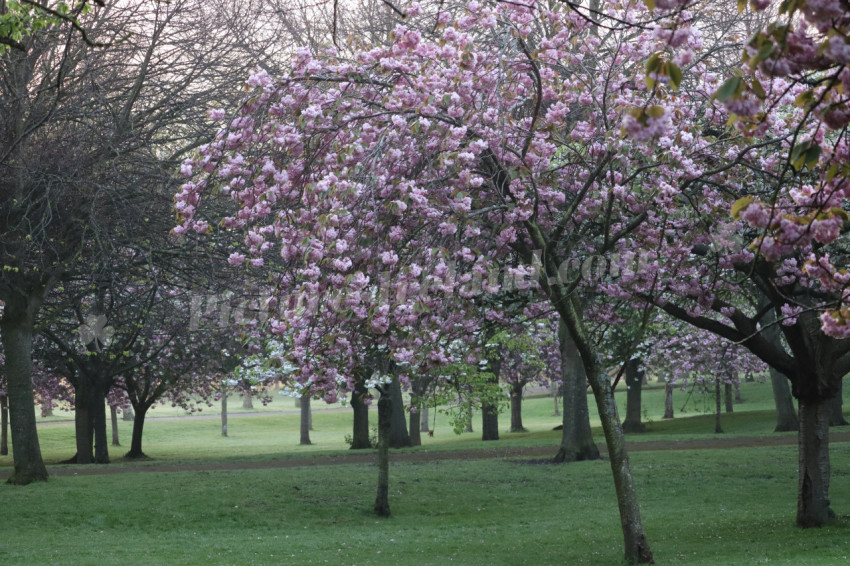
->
<box><xmin>174</xmin><ymin>1</ymin><xmax>742</xmax><ymax>559</ymax></box>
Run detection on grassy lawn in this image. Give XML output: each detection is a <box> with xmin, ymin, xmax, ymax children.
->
<box><xmin>2</xmin><ymin>446</ymin><xmax>850</xmax><ymax>565</ymax></box>
<box><xmin>2</xmin><ymin>380</ymin><xmax>849</xmax><ymax>564</ymax></box>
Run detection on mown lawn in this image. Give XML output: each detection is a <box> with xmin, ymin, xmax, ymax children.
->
<box><xmin>2</xmin><ymin>380</ymin><xmax>849</xmax><ymax>565</ymax></box>
<box><xmin>1</xmin><ymin>446</ymin><xmax>850</xmax><ymax>565</ymax></box>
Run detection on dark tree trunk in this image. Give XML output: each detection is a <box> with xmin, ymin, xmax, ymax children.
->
<box><xmin>663</xmin><ymin>382</ymin><xmax>674</xmax><ymax>419</ymax></box>
<box><xmin>734</xmin><ymin>381</ymin><xmax>743</xmax><ymax>403</ymax></box>
<box><xmin>74</xmin><ymin>378</ymin><xmax>94</xmax><ymax>464</ymax></box>
<box><xmin>242</xmin><ymin>392</ymin><xmax>254</xmax><ymax>409</ymax></box>
<box><xmin>724</xmin><ymin>382</ymin><xmax>734</xmax><ymax>413</ymax></box>
<box><xmin>409</xmin><ymin>407</ymin><xmax>421</xmax><ymax>447</ymax></box>
<box><xmin>554</xmin><ymin>321</ymin><xmax>600</xmax><ymax>463</ymax></box>
<box><xmin>126</xmin><ymin>404</ymin><xmax>149</xmax><ymax>458</ymax></box>
<box><xmin>221</xmin><ymin>392</ymin><xmax>228</xmax><ymax>437</ymax></box>
<box><xmin>762</xmin><ymin>304</ymin><xmax>798</xmax><ymax>431</ymax></box>
<box><xmin>828</xmin><ymin>379</ymin><xmax>848</xmax><ymax>426</ymax></box>
<box><xmin>1</xmin><ymin>394</ymin><xmax>9</xmax><ymax>455</ymax></box>
<box><xmin>299</xmin><ymin>395</ymin><xmax>312</xmax><ymax>446</ymax></box>
<box><xmin>714</xmin><ymin>380</ymin><xmax>724</xmax><ymax>434</ymax></box>
<box><xmin>509</xmin><ymin>382</ymin><xmax>527</xmax><ymax>432</ymax></box>
<box><xmin>110</xmin><ymin>406</ymin><xmax>120</xmax><ymax>446</ymax></box>
<box><xmin>350</xmin><ymin>383</ymin><xmax>371</xmax><ymax>449</ymax></box>
<box><xmin>481</xmin><ymin>402</ymin><xmax>499</xmax><ymax>440</ymax></box>
<box><xmin>1</xmin><ymin>295</ymin><xmax>49</xmax><ymax>484</ymax></box>
<box><xmin>388</xmin><ymin>375</ymin><xmax>411</xmax><ymax>448</ymax></box>
<box><xmin>481</xmin><ymin>356</ymin><xmax>500</xmax><ymax>441</ymax></box>
<box><xmin>622</xmin><ymin>358</ymin><xmax>646</xmax><ymax>434</ymax></box>
<box><xmin>92</xmin><ymin>382</ymin><xmax>110</xmax><ymax>464</ymax></box>
<box><xmin>374</xmin><ymin>388</ymin><xmax>391</xmax><ymax>517</ymax></box>
<box><xmin>561</xmin><ymin>300</ymin><xmax>653</xmax><ymax>564</ymax></box>
<box><xmin>770</xmin><ymin>368</ymin><xmax>799</xmax><ymax>432</ymax></box>
<box><xmin>797</xmin><ymin>398</ymin><xmax>832</xmax><ymax>527</ymax></box>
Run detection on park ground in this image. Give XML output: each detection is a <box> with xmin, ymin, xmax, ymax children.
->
<box><xmin>2</xmin><ymin>380</ymin><xmax>850</xmax><ymax>565</ymax></box>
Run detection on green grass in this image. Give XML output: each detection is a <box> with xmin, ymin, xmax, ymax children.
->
<box><xmin>2</xmin><ymin>380</ymin><xmax>850</xmax><ymax>564</ymax></box>
<box><xmin>3</xmin><ymin>380</ymin><xmax>832</xmax><ymax>470</ymax></box>
<box><xmin>2</xmin><ymin>446</ymin><xmax>850</xmax><ymax>565</ymax></box>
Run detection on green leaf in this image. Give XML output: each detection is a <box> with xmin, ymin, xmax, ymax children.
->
<box><xmin>751</xmin><ymin>78</ymin><xmax>766</xmax><ymax>99</ymax></box>
<box><xmin>714</xmin><ymin>77</ymin><xmax>742</xmax><ymax>102</ymax></box>
<box><xmin>731</xmin><ymin>196</ymin><xmax>755</xmax><ymax>219</ymax></box>
<box><xmin>668</xmin><ymin>63</ymin><xmax>682</xmax><ymax>90</ymax></box>
<box><xmin>794</xmin><ymin>89</ymin><xmax>815</xmax><ymax>108</ymax></box>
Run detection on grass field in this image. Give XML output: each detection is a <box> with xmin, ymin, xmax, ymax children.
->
<box><xmin>2</xmin><ymin>380</ymin><xmax>849</xmax><ymax>565</ymax></box>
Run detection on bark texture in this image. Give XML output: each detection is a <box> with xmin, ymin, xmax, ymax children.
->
<box><xmin>554</xmin><ymin>321</ymin><xmax>600</xmax><ymax>463</ymax></box>
<box><xmin>509</xmin><ymin>382</ymin><xmax>527</xmax><ymax>432</ymax></box>
<box><xmin>350</xmin><ymin>383</ymin><xmax>371</xmax><ymax>449</ymax></box>
<box><xmin>374</xmin><ymin>390</ymin><xmax>391</xmax><ymax>517</ymax></box>
<box><xmin>300</xmin><ymin>395</ymin><xmax>312</xmax><ymax>446</ymax></box>
<box><xmin>1</xmin><ymin>293</ymin><xmax>49</xmax><ymax>484</ymax></box>
<box><xmin>797</xmin><ymin>398</ymin><xmax>833</xmax><ymax>527</ymax></box>
<box><xmin>622</xmin><ymin>358</ymin><xmax>646</xmax><ymax>434</ymax></box>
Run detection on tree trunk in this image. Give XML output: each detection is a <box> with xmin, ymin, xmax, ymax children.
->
<box><xmin>409</xmin><ymin>408</ymin><xmax>421</xmax><ymax>447</ymax></box>
<box><xmin>797</xmin><ymin>398</ymin><xmax>832</xmax><ymax>527</ymax></box>
<box><xmin>734</xmin><ymin>381</ymin><xmax>742</xmax><ymax>403</ymax></box>
<box><xmin>553</xmin><ymin>383</ymin><xmax>561</xmax><ymax>416</ymax></box>
<box><xmin>770</xmin><ymin>368</ymin><xmax>799</xmax><ymax>432</ymax></box>
<box><xmin>74</xmin><ymin>378</ymin><xmax>94</xmax><ymax>464</ymax></box>
<box><xmin>126</xmin><ymin>404</ymin><xmax>149</xmax><ymax>458</ymax></box>
<box><xmin>242</xmin><ymin>392</ymin><xmax>254</xmax><ymax>409</ymax></box>
<box><xmin>221</xmin><ymin>392</ymin><xmax>228</xmax><ymax>437</ymax></box>
<box><xmin>0</xmin><ymin>296</ymin><xmax>49</xmax><ymax>484</ymax></box>
<box><xmin>374</xmin><ymin>388</ymin><xmax>391</xmax><ymax>517</ymax></box>
<box><xmin>561</xmin><ymin>299</ymin><xmax>652</xmax><ymax>564</ymax></box>
<box><xmin>554</xmin><ymin>321</ymin><xmax>600</xmax><ymax>463</ymax></box>
<box><xmin>388</xmin><ymin>374</ymin><xmax>411</xmax><ymax>448</ymax></box>
<box><xmin>724</xmin><ymin>382</ymin><xmax>734</xmax><ymax>413</ymax></box>
<box><xmin>663</xmin><ymin>382</ymin><xmax>674</xmax><ymax>419</ymax></box>
<box><xmin>481</xmin><ymin>357</ymin><xmax>500</xmax><ymax>441</ymax></box>
<box><xmin>714</xmin><ymin>379</ymin><xmax>724</xmax><ymax>434</ymax></box>
<box><xmin>622</xmin><ymin>358</ymin><xmax>646</xmax><ymax>434</ymax></box>
<box><xmin>828</xmin><ymin>379</ymin><xmax>848</xmax><ymax>426</ymax></box>
<box><xmin>300</xmin><ymin>395</ymin><xmax>312</xmax><ymax>446</ymax></box>
<box><xmin>92</xmin><ymin>382</ymin><xmax>110</xmax><ymax>464</ymax></box>
<box><xmin>110</xmin><ymin>406</ymin><xmax>120</xmax><ymax>446</ymax></box>
<box><xmin>420</xmin><ymin>405</ymin><xmax>429</xmax><ymax>435</ymax></box>
<box><xmin>509</xmin><ymin>382</ymin><xmax>527</xmax><ymax>432</ymax></box>
<box><xmin>481</xmin><ymin>402</ymin><xmax>499</xmax><ymax>440</ymax></box>
<box><xmin>350</xmin><ymin>383</ymin><xmax>371</xmax><ymax>449</ymax></box>
<box><xmin>0</xmin><ymin>394</ymin><xmax>8</xmax><ymax>456</ymax></box>
<box><xmin>762</xmin><ymin>302</ymin><xmax>798</xmax><ymax>432</ymax></box>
